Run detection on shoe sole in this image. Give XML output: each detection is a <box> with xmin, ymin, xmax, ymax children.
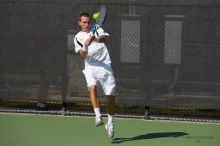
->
<box><xmin>95</xmin><ymin>121</ymin><xmax>104</xmax><ymax>127</ymax></box>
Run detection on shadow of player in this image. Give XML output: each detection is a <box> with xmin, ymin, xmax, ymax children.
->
<box><xmin>112</xmin><ymin>132</ymin><xmax>189</xmax><ymax>144</ymax></box>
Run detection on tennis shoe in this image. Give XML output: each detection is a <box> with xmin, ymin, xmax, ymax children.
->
<box><xmin>95</xmin><ymin>116</ymin><xmax>103</xmax><ymax>127</ymax></box>
<box><xmin>105</xmin><ymin>122</ymin><xmax>114</xmax><ymax>138</ymax></box>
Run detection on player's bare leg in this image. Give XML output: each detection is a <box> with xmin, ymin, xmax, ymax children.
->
<box><xmin>89</xmin><ymin>85</ymin><xmax>100</xmax><ymax>108</ymax></box>
<box><xmin>89</xmin><ymin>85</ymin><xmax>103</xmax><ymax>126</ymax></box>
<box><xmin>107</xmin><ymin>95</ymin><xmax>115</xmax><ymax>117</ymax></box>
<box><xmin>105</xmin><ymin>95</ymin><xmax>115</xmax><ymax>138</ymax></box>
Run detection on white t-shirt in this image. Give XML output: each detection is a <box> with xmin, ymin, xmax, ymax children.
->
<box><xmin>74</xmin><ymin>26</ymin><xmax>111</xmax><ymax>67</ymax></box>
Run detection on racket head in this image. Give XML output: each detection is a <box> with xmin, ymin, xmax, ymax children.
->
<box><xmin>96</xmin><ymin>5</ymin><xmax>106</xmax><ymax>26</ymax></box>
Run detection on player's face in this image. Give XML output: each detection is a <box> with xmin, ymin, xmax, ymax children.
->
<box><xmin>78</xmin><ymin>16</ymin><xmax>91</xmax><ymax>32</ymax></box>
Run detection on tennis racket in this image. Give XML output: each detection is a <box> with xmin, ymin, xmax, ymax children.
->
<box><xmin>92</xmin><ymin>5</ymin><xmax>107</xmax><ymax>35</ymax></box>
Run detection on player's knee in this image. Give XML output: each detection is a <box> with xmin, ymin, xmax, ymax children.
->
<box><xmin>89</xmin><ymin>85</ymin><xmax>96</xmax><ymax>91</ymax></box>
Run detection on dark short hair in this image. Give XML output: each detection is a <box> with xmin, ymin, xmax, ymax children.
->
<box><xmin>79</xmin><ymin>12</ymin><xmax>91</xmax><ymax>21</ymax></box>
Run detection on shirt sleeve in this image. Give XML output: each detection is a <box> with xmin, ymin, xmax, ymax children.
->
<box><xmin>74</xmin><ymin>35</ymin><xmax>83</xmax><ymax>53</ymax></box>
<box><xmin>95</xmin><ymin>26</ymin><xmax>109</xmax><ymax>37</ymax></box>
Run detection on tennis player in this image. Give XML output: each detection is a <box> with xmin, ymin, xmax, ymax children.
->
<box><xmin>74</xmin><ymin>12</ymin><xmax>116</xmax><ymax>138</ymax></box>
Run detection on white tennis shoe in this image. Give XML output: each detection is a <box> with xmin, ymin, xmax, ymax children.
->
<box><xmin>95</xmin><ymin>116</ymin><xmax>103</xmax><ymax>127</ymax></box>
<box><xmin>105</xmin><ymin>122</ymin><xmax>114</xmax><ymax>138</ymax></box>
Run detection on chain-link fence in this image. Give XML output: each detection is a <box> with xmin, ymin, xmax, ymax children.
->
<box><xmin>0</xmin><ymin>0</ymin><xmax>220</xmax><ymax>119</ymax></box>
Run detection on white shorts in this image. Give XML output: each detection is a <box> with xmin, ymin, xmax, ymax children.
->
<box><xmin>82</xmin><ymin>65</ymin><xmax>116</xmax><ymax>96</ymax></box>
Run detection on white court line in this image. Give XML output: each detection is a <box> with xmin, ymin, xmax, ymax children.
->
<box><xmin>1</xmin><ymin>112</ymin><xmax>220</xmax><ymax>125</ymax></box>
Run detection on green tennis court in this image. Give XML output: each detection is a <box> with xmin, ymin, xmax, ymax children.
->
<box><xmin>0</xmin><ymin>113</ymin><xmax>219</xmax><ymax>146</ymax></box>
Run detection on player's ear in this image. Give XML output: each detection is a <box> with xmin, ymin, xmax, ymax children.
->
<box><xmin>77</xmin><ymin>20</ymin><xmax>81</xmax><ymax>26</ymax></box>
<box><xmin>77</xmin><ymin>16</ymin><xmax>82</xmax><ymax>25</ymax></box>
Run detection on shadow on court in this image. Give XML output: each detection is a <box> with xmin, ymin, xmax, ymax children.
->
<box><xmin>112</xmin><ymin>132</ymin><xmax>189</xmax><ymax>144</ymax></box>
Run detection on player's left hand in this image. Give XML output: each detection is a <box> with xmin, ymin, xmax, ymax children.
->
<box><xmin>84</xmin><ymin>35</ymin><xmax>95</xmax><ymax>46</ymax></box>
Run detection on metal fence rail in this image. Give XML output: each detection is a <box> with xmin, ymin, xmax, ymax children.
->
<box><xmin>0</xmin><ymin>0</ymin><xmax>220</xmax><ymax>118</ymax></box>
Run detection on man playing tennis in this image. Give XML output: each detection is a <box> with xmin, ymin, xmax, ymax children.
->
<box><xmin>74</xmin><ymin>12</ymin><xmax>116</xmax><ymax>138</ymax></box>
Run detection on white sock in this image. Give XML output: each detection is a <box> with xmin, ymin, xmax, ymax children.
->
<box><xmin>107</xmin><ymin>114</ymin><xmax>113</xmax><ymax>124</ymax></box>
<box><xmin>94</xmin><ymin>108</ymin><xmax>101</xmax><ymax>117</ymax></box>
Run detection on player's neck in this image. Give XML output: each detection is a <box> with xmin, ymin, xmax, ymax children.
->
<box><xmin>81</xmin><ymin>29</ymin><xmax>91</xmax><ymax>33</ymax></box>
<box><xmin>81</xmin><ymin>27</ymin><xmax>91</xmax><ymax>32</ymax></box>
